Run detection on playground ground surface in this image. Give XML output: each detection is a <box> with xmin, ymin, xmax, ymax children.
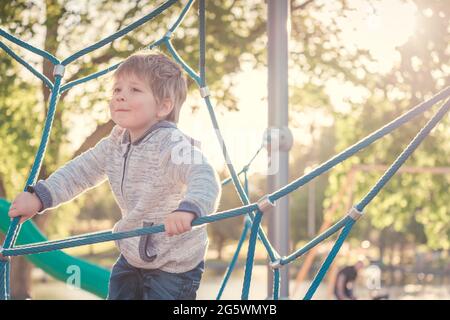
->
<box><xmin>29</xmin><ymin>265</ymin><xmax>450</xmax><ymax>300</ymax></box>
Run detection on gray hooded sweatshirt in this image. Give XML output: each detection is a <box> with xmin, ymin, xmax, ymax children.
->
<box><xmin>33</xmin><ymin>120</ymin><xmax>221</xmax><ymax>273</ymax></box>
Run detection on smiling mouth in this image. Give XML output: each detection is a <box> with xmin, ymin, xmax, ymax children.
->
<box><xmin>115</xmin><ymin>109</ymin><xmax>130</xmax><ymax>112</ymax></box>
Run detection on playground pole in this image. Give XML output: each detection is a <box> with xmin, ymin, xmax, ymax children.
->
<box><xmin>267</xmin><ymin>0</ymin><xmax>291</xmax><ymax>299</ymax></box>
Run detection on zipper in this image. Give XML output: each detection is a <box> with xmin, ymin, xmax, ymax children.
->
<box><xmin>120</xmin><ymin>142</ymin><xmax>132</xmax><ymax>202</ymax></box>
<box><xmin>119</xmin><ymin>123</ymin><xmax>176</xmax><ymax>204</ymax></box>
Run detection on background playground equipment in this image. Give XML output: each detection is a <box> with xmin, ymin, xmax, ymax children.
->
<box><xmin>292</xmin><ymin>165</ymin><xmax>450</xmax><ymax>299</ymax></box>
<box><xmin>1</xmin><ymin>0</ymin><xmax>449</xmax><ymax>300</ymax></box>
<box><xmin>0</xmin><ymin>198</ymin><xmax>110</xmax><ymax>297</ymax></box>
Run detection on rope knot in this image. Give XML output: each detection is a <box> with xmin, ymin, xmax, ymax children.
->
<box><xmin>347</xmin><ymin>207</ymin><xmax>363</xmax><ymax>221</ymax></box>
<box><xmin>164</xmin><ymin>30</ymin><xmax>173</xmax><ymax>39</ymax></box>
<box><xmin>269</xmin><ymin>257</ymin><xmax>284</xmax><ymax>269</ymax></box>
<box><xmin>199</xmin><ymin>86</ymin><xmax>210</xmax><ymax>98</ymax></box>
<box><xmin>53</xmin><ymin>64</ymin><xmax>65</xmax><ymax>78</ymax></box>
<box><xmin>256</xmin><ymin>195</ymin><xmax>275</xmax><ymax>214</ymax></box>
<box><xmin>0</xmin><ymin>247</ymin><xmax>10</xmax><ymax>262</ymax></box>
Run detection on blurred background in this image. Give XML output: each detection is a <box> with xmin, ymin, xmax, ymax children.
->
<box><xmin>0</xmin><ymin>0</ymin><xmax>449</xmax><ymax>299</ymax></box>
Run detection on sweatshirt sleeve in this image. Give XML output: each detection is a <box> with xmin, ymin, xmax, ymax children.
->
<box><xmin>34</xmin><ymin>126</ymin><xmax>121</xmax><ymax>213</ymax></box>
<box><xmin>159</xmin><ymin>129</ymin><xmax>221</xmax><ymax>218</ymax></box>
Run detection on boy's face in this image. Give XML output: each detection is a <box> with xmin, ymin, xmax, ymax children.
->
<box><xmin>110</xmin><ymin>73</ymin><xmax>160</xmax><ymax>130</ymax></box>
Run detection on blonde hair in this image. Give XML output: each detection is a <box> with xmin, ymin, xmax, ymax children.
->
<box><xmin>113</xmin><ymin>53</ymin><xmax>187</xmax><ymax>123</ymax></box>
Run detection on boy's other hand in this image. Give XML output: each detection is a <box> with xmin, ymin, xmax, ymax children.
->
<box><xmin>164</xmin><ymin>211</ymin><xmax>196</xmax><ymax>236</ymax></box>
<box><xmin>8</xmin><ymin>192</ymin><xmax>43</xmax><ymax>224</ymax></box>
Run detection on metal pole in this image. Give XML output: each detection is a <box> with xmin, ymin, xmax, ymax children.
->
<box><xmin>267</xmin><ymin>0</ymin><xmax>291</xmax><ymax>299</ymax></box>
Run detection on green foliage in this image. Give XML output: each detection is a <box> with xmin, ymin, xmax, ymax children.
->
<box><xmin>1</xmin><ymin>0</ymin><xmax>448</xmax><ymax>252</ymax></box>
<box><xmin>0</xmin><ymin>54</ymin><xmax>40</xmax><ymax>196</ymax></box>
<box><xmin>0</xmin><ymin>0</ymin><xmax>269</xmax><ymax>238</ymax></box>
<box><xmin>326</xmin><ymin>0</ymin><xmax>450</xmax><ymax>249</ymax></box>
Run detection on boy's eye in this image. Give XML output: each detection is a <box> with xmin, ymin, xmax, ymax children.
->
<box><xmin>132</xmin><ymin>87</ymin><xmax>141</xmax><ymax>92</ymax></box>
<box><xmin>113</xmin><ymin>88</ymin><xmax>121</xmax><ymax>93</ymax></box>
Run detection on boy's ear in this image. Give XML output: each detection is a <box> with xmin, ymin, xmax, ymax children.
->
<box><xmin>157</xmin><ymin>98</ymin><xmax>174</xmax><ymax>118</ymax></box>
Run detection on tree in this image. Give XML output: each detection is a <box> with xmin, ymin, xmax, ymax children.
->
<box><xmin>327</xmin><ymin>0</ymin><xmax>449</xmax><ymax>252</ymax></box>
<box><xmin>0</xmin><ymin>0</ymin><xmax>266</xmax><ymax>298</ymax></box>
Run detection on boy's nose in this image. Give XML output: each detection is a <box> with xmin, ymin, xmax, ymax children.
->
<box><xmin>115</xmin><ymin>94</ymin><xmax>126</xmax><ymax>102</ymax></box>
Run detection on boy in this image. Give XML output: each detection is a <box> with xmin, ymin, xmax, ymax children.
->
<box><xmin>8</xmin><ymin>53</ymin><xmax>222</xmax><ymax>300</ymax></box>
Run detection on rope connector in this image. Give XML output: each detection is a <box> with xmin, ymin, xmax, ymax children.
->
<box><xmin>256</xmin><ymin>195</ymin><xmax>275</xmax><ymax>213</ymax></box>
<box><xmin>347</xmin><ymin>207</ymin><xmax>363</xmax><ymax>221</ymax></box>
<box><xmin>164</xmin><ymin>30</ymin><xmax>173</xmax><ymax>39</ymax></box>
<box><xmin>0</xmin><ymin>247</ymin><xmax>10</xmax><ymax>262</ymax></box>
<box><xmin>199</xmin><ymin>86</ymin><xmax>210</xmax><ymax>98</ymax></box>
<box><xmin>269</xmin><ymin>258</ymin><xmax>284</xmax><ymax>269</ymax></box>
<box><xmin>53</xmin><ymin>64</ymin><xmax>65</xmax><ymax>78</ymax></box>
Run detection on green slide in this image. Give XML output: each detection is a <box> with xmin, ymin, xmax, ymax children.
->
<box><xmin>0</xmin><ymin>198</ymin><xmax>110</xmax><ymax>299</ymax></box>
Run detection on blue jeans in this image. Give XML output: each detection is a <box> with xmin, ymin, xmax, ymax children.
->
<box><xmin>107</xmin><ymin>255</ymin><xmax>204</xmax><ymax>300</ymax></box>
